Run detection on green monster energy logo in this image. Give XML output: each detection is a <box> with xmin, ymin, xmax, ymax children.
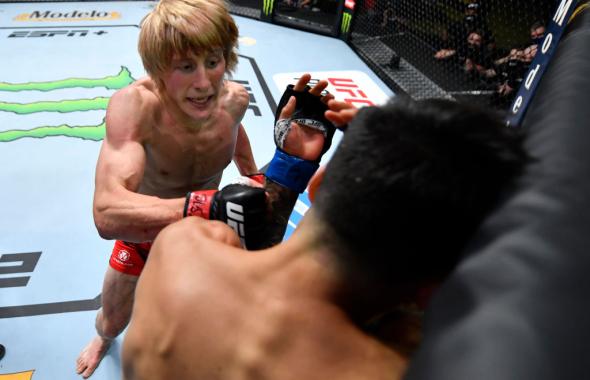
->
<box><xmin>0</xmin><ymin>66</ymin><xmax>134</xmax><ymax>142</ymax></box>
<box><xmin>0</xmin><ymin>98</ymin><xmax>109</xmax><ymax>115</ymax></box>
<box><xmin>263</xmin><ymin>0</ymin><xmax>275</xmax><ymax>16</ymax></box>
<box><xmin>341</xmin><ymin>12</ymin><xmax>352</xmax><ymax>34</ymax></box>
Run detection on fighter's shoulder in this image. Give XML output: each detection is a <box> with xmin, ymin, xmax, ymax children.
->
<box><xmin>105</xmin><ymin>78</ymin><xmax>159</xmax><ymax>139</ymax></box>
<box><xmin>223</xmin><ymin>80</ymin><xmax>250</xmax><ymax>110</ymax></box>
<box><xmin>110</xmin><ymin>77</ymin><xmax>159</xmax><ymax>112</ymax></box>
<box><xmin>157</xmin><ymin>217</ymin><xmax>242</xmax><ymax>258</ymax></box>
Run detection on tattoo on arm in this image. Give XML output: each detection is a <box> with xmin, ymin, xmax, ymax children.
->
<box><xmin>261</xmin><ymin>179</ymin><xmax>299</xmax><ymax>248</ymax></box>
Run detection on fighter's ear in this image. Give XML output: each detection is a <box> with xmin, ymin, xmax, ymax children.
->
<box><xmin>307</xmin><ymin>165</ymin><xmax>326</xmax><ymax>204</ymax></box>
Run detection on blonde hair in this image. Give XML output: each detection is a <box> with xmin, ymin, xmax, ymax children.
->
<box><xmin>138</xmin><ymin>0</ymin><xmax>239</xmax><ymax>87</ymax></box>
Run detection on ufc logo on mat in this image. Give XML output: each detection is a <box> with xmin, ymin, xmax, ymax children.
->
<box><xmin>226</xmin><ymin>202</ymin><xmax>246</xmax><ymax>245</ymax></box>
<box><xmin>327</xmin><ymin>78</ymin><xmax>375</xmax><ymax>108</ymax></box>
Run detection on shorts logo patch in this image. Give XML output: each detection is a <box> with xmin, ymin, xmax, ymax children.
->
<box><xmin>117</xmin><ymin>249</ymin><xmax>130</xmax><ymax>262</ymax></box>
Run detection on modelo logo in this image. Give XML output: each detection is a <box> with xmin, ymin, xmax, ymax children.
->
<box><xmin>511</xmin><ymin>0</ymin><xmax>574</xmax><ymax>116</ymax></box>
<box><xmin>13</xmin><ymin>10</ymin><xmax>121</xmax><ymax>22</ymax></box>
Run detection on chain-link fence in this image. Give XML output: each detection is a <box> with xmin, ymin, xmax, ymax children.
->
<box><xmin>350</xmin><ymin>0</ymin><xmax>556</xmax><ymax>109</ymax></box>
<box><xmin>228</xmin><ymin>0</ymin><xmax>262</xmax><ymax>20</ymax></box>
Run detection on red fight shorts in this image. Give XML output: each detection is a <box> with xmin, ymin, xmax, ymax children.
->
<box><xmin>109</xmin><ymin>240</ymin><xmax>152</xmax><ymax>276</ymax></box>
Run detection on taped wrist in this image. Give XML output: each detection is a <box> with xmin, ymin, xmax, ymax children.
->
<box><xmin>265</xmin><ymin>148</ymin><xmax>319</xmax><ymax>193</ymax></box>
<box><xmin>183</xmin><ymin>190</ymin><xmax>217</xmax><ymax>218</ymax></box>
<box><xmin>230</xmin><ymin>174</ymin><xmax>266</xmax><ymax>188</ymax></box>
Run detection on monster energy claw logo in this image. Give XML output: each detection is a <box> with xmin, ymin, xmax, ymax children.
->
<box><xmin>341</xmin><ymin>13</ymin><xmax>352</xmax><ymax>34</ymax></box>
<box><xmin>0</xmin><ymin>66</ymin><xmax>134</xmax><ymax>142</ymax></box>
<box><xmin>263</xmin><ymin>0</ymin><xmax>275</xmax><ymax>16</ymax></box>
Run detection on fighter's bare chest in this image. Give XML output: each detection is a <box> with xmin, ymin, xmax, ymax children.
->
<box><xmin>143</xmin><ymin>122</ymin><xmax>237</xmax><ymax>183</ymax></box>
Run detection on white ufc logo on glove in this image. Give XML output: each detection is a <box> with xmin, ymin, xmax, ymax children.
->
<box><xmin>226</xmin><ymin>202</ymin><xmax>246</xmax><ymax>245</ymax></box>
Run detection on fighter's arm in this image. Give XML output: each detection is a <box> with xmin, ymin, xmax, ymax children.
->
<box><xmin>225</xmin><ymin>81</ymin><xmax>257</xmax><ymax>175</ymax></box>
<box><xmin>187</xmin><ymin>75</ymin><xmax>341</xmax><ymax>250</ymax></box>
<box><xmin>93</xmin><ymin>88</ymin><xmax>184</xmax><ymax>242</ymax></box>
<box><xmin>261</xmin><ymin>74</ymin><xmax>339</xmax><ymax>247</ymax></box>
<box><xmin>233</xmin><ymin>123</ymin><xmax>258</xmax><ymax>175</ymax></box>
<box><xmin>122</xmin><ymin>217</ymin><xmax>242</xmax><ymax>379</ymax></box>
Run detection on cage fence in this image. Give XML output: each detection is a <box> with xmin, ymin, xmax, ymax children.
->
<box><xmin>350</xmin><ymin>0</ymin><xmax>556</xmax><ymax>109</ymax></box>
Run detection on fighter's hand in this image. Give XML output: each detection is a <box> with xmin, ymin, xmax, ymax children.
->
<box><xmin>273</xmin><ymin>73</ymin><xmax>336</xmax><ymax>161</ymax></box>
<box><xmin>325</xmin><ymin>99</ymin><xmax>358</xmax><ymax>128</ymax></box>
<box><xmin>184</xmin><ymin>175</ymin><xmax>268</xmax><ymax>250</ymax></box>
<box><xmin>266</xmin><ymin>73</ymin><xmax>339</xmax><ymax>193</ymax></box>
<box><xmin>278</xmin><ymin>74</ymin><xmax>333</xmax><ymax>161</ymax></box>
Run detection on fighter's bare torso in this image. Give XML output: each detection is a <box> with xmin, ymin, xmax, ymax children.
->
<box><xmin>112</xmin><ymin>77</ymin><xmax>249</xmax><ymax>198</ymax></box>
<box><xmin>122</xmin><ymin>220</ymin><xmax>408</xmax><ymax>380</ymax></box>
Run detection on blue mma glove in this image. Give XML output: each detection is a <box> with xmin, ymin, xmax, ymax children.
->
<box><xmin>265</xmin><ymin>149</ymin><xmax>319</xmax><ymax>193</ymax></box>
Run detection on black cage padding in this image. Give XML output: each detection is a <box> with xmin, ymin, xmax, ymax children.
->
<box><xmin>405</xmin><ymin>6</ymin><xmax>590</xmax><ymax>380</ymax></box>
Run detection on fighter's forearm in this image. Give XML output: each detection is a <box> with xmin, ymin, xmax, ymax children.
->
<box><xmin>234</xmin><ymin>124</ymin><xmax>258</xmax><ymax>175</ymax></box>
<box><xmin>234</xmin><ymin>154</ymin><xmax>258</xmax><ymax>176</ymax></box>
<box><xmin>93</xmin><ymin>192</ymin><xmax>185</xmax><ymax>243</ymax></box>
<box><xmin>258</xmin><ymin>179</ymin><xmax>300</xmax><ymax>249</ymax></box>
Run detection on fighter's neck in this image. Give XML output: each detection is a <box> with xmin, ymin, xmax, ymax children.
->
<box><xmin>265</xmin><ymin>233</ymin><xmax>343</xmax><ymax>301</ymax></box>
<box><xmin>282</xmin><ymin>215</ymin><xmax>417</xmax><ymax>323</ymax></box>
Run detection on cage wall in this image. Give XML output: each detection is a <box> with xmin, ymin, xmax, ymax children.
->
<box><xmin>349</xmin><ymin>0</ymin><xmax>556</xmax><ymax>110</ymax></box>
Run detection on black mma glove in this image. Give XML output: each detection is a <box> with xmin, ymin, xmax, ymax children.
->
<box><xmin>184</xmin><ymin>179</ymin><xmax>267</xmax><ymax>250</ymax></box>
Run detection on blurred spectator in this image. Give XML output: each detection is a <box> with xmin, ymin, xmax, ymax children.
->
<box><xmin>299</xmin><ymin>0</ymin><xmax>320</xmax><ymax>11</ymax></box>
<box><xmin>279</xmin><ymin>0</ymin><xmax>321</xmax><ymax>12</ymax></box>
<box><xmin>379</xmin><ymin>0</ymin><xmax>408</xmax><ymax>33</ymax></box>
<box><xmin>279</xmin><ymin>0</ymin><xmax>298</xmax><ymax>9</ymax></box>
<box><xmin>522</xmin><ymin>43</ymin><xmax>538</xmax><ymax>62</ymax></box>
<box><xmin>529</xmin><ymin>20</ymin><xmax>546</xmax><ymax>46</ymax></box>
<box><xmin>434</xmin><ymin>2</ymin><xmax>491</xmax><ymax>60</ymax></box>
<box><xmin>463</xmin><ymin>30</ymin><xmax>496</xmax><ymax>80</ymax></box>
<box><xmin>494</xmin><ymin>20</ymin><xmax>546</xmax><ymax>67</ymax></box>
<box><xmin>490</xmin><ymin>43</ymin><xmax>538</xmax><ymax>108</ymax></box>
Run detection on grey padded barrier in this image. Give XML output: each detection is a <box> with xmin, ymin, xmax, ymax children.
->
<box><xmin>405</xmin><ymin>5</ymin><xmax>590</xmax><ymax>380</ymax></box>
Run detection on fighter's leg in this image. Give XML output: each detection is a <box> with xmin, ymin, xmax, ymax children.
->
<box><xmin>76</xmin><ymin>267</ymin><xmax>139</xmax><ymax>378</ymax></box>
